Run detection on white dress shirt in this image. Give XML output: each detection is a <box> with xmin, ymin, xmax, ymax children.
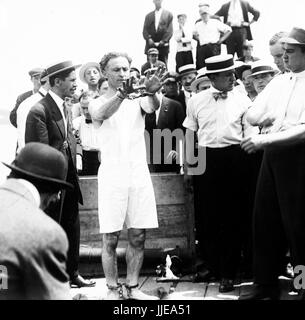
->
<box><xmin>228</xmin><ymin>0</ymin><xmax>244</xmax><ymax>27</ymax></box>
<box><xmin>194</xmin><ymin>18</ymin><xmax>232</xmax><ymax>46</ymax></box>
<box><xmin>48</xmin><ymin>90</ymin><xmax>68</xmax><ymax>136</ymax></box>
<box><xmin>183</xmin><ymin>87</ymin><xmax>253</xmax><ymax>148</ymax></box>
<box><xmin>246</xmin><ymin>71</ymin><xmax>305</xmax><ymax>133</ymax></box>
<box><xmin>155</xmin><ymin>8</ymin><xmax>163</xmax><ymax>31</ymax></box>
<box><xmin>174</xmin><ymin>24</ymin><xmax>193</xmax><ymax>52</ymax></box>
<box><xmin>17</xmin><ymin>88</ymin><xmax>48</xmax><ymax>153</ymax></box>
<box><xmin>73</xmin><ymin>116</ymin><xmax>99</xmax><ymax>151</ymax></box>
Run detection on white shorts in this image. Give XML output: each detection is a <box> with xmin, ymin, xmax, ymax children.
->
<box><xmin>97</xmin><ymin>162</ymin><xmax>158</xmax><ymax>233</ymax></box>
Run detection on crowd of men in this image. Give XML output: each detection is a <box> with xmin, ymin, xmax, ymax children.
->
<box><xmin>1</xmin><ymin>0</ymin><xmax>305</xmax><ymax>301</ymax></box>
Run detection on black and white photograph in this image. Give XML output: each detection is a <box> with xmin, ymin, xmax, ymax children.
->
<box><xmin>1</xmin><ymin>0</ymin><xmax>305</xmax><ymax>307</ymax></box>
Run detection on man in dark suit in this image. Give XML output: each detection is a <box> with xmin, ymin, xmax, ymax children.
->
<box><xmin>9</xmin><ymin>68</ymin><xmax>44</xmax><ymax>128</ymax></box>
<box><xmin>141</xmin><ymin>48</ymin><xmax>166</xmax><ymax>76</ymax></box>
<box><xmin>25</xmin><ymin>61</ymin><xmax>95</xmax><ymax>288</ymax></box>
<box><xmin>215</xmin><ymin>0</ymin><xmax>260</xmax><ymax>58</ymax></box>
<box><xmin>0</xmin><ymin>142</ymin><xmax>72</xmax><ymax>300</ymax></box>
<box><xmin>143</xmin><ymin>0</ymin><xmax>173</xmax><ymax>65</ymax></box>
<box><xmin>145</xmin><ymin>85</ymin><xmax>185</xmax><ymax>173</ymax></box>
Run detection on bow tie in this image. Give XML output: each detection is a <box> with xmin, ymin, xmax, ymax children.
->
<box><xmin>85</xmin><ymin>119</ymin><xmax>92</xmax><ymax>124</ymax></box>
<box><xmin>213</xmin><ymin>91</ymin><xmax>228</xmax><ymax>101</ymax></box>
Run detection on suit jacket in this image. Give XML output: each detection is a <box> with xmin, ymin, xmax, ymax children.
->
<box><xmin>141</xmin><ymin>60</ymin><xmax>166</xmax><ymax>75</ymax></box>
<box><xmin>145</xmin><ymin>96</ymin><xmax>185</xmax><ymax>171</ymax></box>
<box><xmin>215</xmin><ymin>0</ymin><xmax>260</xmax><ymax>40</ymax></box>
<box><xmin>9</xmin><ymin>90</ymin><xmax>33</xmax><ymax>128</ymax></box>
<box><xmin>24</xmin><ymin>93</ymin><xmax>82</xmax><ymax>204</ymax></box>
<box><xmin>143</xmin><ymin>9</ymin><xmax>173</xmax><ymax>54</ymax></box>
<box><xmin>0</xmin><ymin>179</ymin><xmax>70</xmax><ymax>300</ymax></box>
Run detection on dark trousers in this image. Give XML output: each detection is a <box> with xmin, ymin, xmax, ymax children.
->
<box><xmin>253</xmin><ymin>142</ymin><xmax>305</xmax><ymax>285</ymax></box>
<box><xmin>196</xmin><ymin>145</ymin><xmax>248</xmax><ymax>278</ymax></box>
<box><xmin>80</xmin><ymin>150</ymin><xmax>100</xmax><ymax>176</ymax></box>
<box><xmin>175</xmin><ymin>51</ymin><xmax>194</xmax><ymax>72</ymax></box>
<box><xmin>46</xmin><ymin>162</ymin><xmax>80</xmax><ymax>280</ymax></box>
<box><xmin>196</xmin><ymin>43</ymin><xmax>220</xmax><ymax>70</ymax></box>
<box><xmin>226</xmin><ymin>27</ymin><xmax>247</xmax><ymax>59</ymax></box>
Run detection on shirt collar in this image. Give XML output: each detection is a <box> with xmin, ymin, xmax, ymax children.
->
<box><xmin>49</xmin><ymin>90</ymin><xmax>64</xmax><ymax>109</ymax></box>
<box><xmin>292</xmin><ymin>69</ymin><xmax>305</xmax><ymax>79</ymax></box>
<box><xmin>17</xmin><ymin>179</ymin><xmax>40</xmax><ymax>208</ymax></box>
<box><xmin>39</xmin><ymin>87</ymin><xmax>48</xmax><ymax>96</ymax></box>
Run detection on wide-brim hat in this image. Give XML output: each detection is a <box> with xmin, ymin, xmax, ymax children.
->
<box><xmin>79</xmin><ymin>62</ymin><xmax>101</xmax><ymax>83</ymax></box>
<box><xmin>280</xmin><ymin>27</ymin><xmax>305</xmax><ymax>46</ymax></box>
<box><xmin>247</xmin><ymin>61</ymin><xmax>279</xmax><ymax>79</ymax></box>
<box><xmin>2</xmin><ymin>142</ymin><xmax>73</xmax><ymax>190</ymax></box>
<box><xmin>203</xmin><ymin>54</ymin><xmax>243</xmax><ymax>74</ymax></box>
<box><xmin>41</xmin><ymin>60</ymin><xmax>81</xmax><ymax>81</ymax></box>
<box><xmin>190</xmin><ymin>68</ymin><xmax>210</xmax><ymax>91</ymax></box>
<box><xmin>178</xmin><ymin>64</ymin><xmax>197</xmax><ymax>78</ymax></box>
<box><xmin>28</xmin><ymin>68</ymin><xmax>44</xmax><ymax>78</ymax></box>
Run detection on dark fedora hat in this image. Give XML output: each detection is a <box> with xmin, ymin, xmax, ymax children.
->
<box><xmin>41</xmin><ymin>60</ymin><xmax>81</xmax><ymax>81</ymax></box>
<box><xmin>2</xmin><ymin>142</ymin><xmax>73</xmax><ymax>190</ymax></box>
<box><xmin>280</xmin><ymin>27</ymin><xmax>305</xmax><ymax>46</ymax></box>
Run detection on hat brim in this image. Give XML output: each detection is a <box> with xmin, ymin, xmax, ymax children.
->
<box><xmin>247</xmin><ymin>69</ymin><xmax>279</xmax><ymax>79</ymax></box>
<box><xmin>190</xmin><ymin>77</ymin><xmax>210</xmax><ymax>92</ymax></box>
<box><xmin>203</xmin><ymin>61</ymin><xmax>243</xmax><ymax>75</ymax></box>
<box><xmin>2</xmin><ymin>162</ymin><xmax>74</xmax><ymax>190</ymax></box>
<box><xmin>79</xmin><ymin>63</ymin><xmax>101</xmax><ymax>83</ymax></box>
<box><xmin>41</xmin><ymin>64</ymin><xmax>82</xmax><ymax>82</ymax></box>
<box><xmin>178</xmin><ymin>70</ymin><xmax>198</xmax><ymax>78</ymax></box>
<box><xmin>280</xmin><ymin>36</ymin><xmax>305</xmax><ymax>46</ymax></box>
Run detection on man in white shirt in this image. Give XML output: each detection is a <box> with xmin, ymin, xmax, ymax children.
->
<box><xmin>17</xmin><ymin>70</ymin><xmax>50</xmax><ymax>154</ymax></box>
<box><xmin>174</xmin><ymin>13</ymin><xmax>194</xmax><ymax>72</ymax></box>
<box><xmin>184</xmin><ymin>54</ymin><xmax>254</xmax><ymax>293</ymax></box>
<box><xmin>240</xmin><ymin>27</ymin><xmax>305</xmax><ymax>300</ymax></box>
<box><xmin>193</xmin><ymin>4</ymin><xmax>232</xmax><ymax>69</ymax></box>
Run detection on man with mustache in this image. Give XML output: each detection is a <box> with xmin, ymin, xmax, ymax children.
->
<box><xmin>25</xmin><ymin>61</ymin><xmax>96</xmax><ymax>288</ymax></box>
<box><xmin>184</xmin><ymin>54</ymin><xmax>253</xmax><ymax>293</ymax></box>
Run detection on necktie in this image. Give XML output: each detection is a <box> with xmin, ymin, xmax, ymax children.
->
<box><xmin>213</xmin><ymin>91</ymin><xmax>228</xmax><ymax>101</ymax></box>
<box><xmin>85</xmin><ymin>119</ymin><xmax>92</xmax><ymax>124</ymax></box>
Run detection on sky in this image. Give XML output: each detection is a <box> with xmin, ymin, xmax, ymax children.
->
<box><xmin>0</xmin><ymin>0</ymin><xmax>305</xmax><ymax>180</ymax></box>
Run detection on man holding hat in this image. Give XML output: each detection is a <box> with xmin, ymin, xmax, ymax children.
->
<box><xmin>25</xmin><ymin>61</ymin><xmax>95</xmax><ymax>288</ymax></box>
<box><xmin>143</xmin><ymin>0</ymin><xmax>173</xmax><ymax>65</ymax></box>
<box><xmin>0</xmin><ymin>142</ymin><xmax>72</xmax><ymax>300</ymax></box>
<box><xmin>9</xmin><ymin>68</ymin><xmax>44</xmax><ymax>128</ymax></box>
<box><xmin>183</xmin><ymin>54</ymin><xmax>253</xmax><ymax>292</ymax></box>
<box><xmin>240</xmin><ymin>27</ymin><xmax>305</xmax><ymax>300</ymax></box>
<box><xmin>141</xmin><ymin>48</ymin><xmax>166</xmax><ymax>76</ymax></box>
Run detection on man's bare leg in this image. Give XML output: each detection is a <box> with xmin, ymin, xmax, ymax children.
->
<box><xmin>101</xmin><ymin>232</ymin><xmax>122</xmax><ymax>299</ymax></box>
<box><xmin>126</xmin><ymin>228</ymin><xmax>145</xmax><ymax>286</ymax></box>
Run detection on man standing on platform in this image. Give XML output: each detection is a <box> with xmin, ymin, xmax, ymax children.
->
<box><xmin>143</xmin><ymin>0</ymin><xmax>173</xmax><ymax>66</ymax></box>
<box><xmin>240</xmin><ymin>27</ymin><xmax>305</xmax><ymax>300</ymax></box>
<box><xmin>89</xmin><ymin>52</ymin><xmax>168</xmax><ymax>300</ymax></box>
<box><xmin>215</xmin><ymin>0</ymin><xmax>260</xmax><ymax>59</ymax></box>
<box><xmin>25</xmin><ymin>61</ymin><xmax>96</xmax><ymax>288</ymax></box>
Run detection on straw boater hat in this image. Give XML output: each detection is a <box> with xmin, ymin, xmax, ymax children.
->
<box><xmin>203</xmin><ymin>54</ymin><xmax>243</xmax><ymax>74</ymax></box>
<box><xmin>41</xmin><ymin>60</ymin><xmax>81</xmax><ymax>81</ymax></box>
<box><xmin>247</xmin><ymin>60</ymin><xmax>279</xmax><ymax>79</ymax></box>
<box><xmin>79</xmin><ymin>62</ymin><xmax>101</xmax><ymax>83</ymax></box>
<box><xmin>2</xmin><ymin>142</ymin><xmax>73</xmax><ymax>190</ymax></box>
<box><xmin>190</xmin><ymin>68</ymin><xmax>210</xmax><ymax>92</ymax></box>
<box><xmin>280</xmin><ymin>27</ymin><xmax>305</xmax><ymax>46</ymax></box>
<box><xmin>178</xmin><ymin>64</ymin><xmax>197</xmax><ymax>78</ymax></box>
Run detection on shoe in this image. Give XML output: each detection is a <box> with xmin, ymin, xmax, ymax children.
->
<box><xmin>192</xmin><ymin>269</ymin><xmax>217</xmax><ymax>283</ymax></box>
<box><xmin>219</xmin><ymin>278</ymin><xmax>234</xmax><ymax>293</ymax></box>
<box><xmin>123</xmin><ymin>284</ymin><xmax>159</xmax><ymax>300</ymax></box>
<box><xmin>239</xmin><ymin>284</ymin><xmax>280</xmax><ymax>300</ymax></box>
<box><xmin>70</xmin><ymin>275</ymin><xmax>96</xmax><ymax>288</ymax></box>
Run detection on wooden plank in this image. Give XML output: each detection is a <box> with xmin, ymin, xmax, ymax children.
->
<box><xmin>204</xmin><ymin>281</ymin><xmax>240</xmax><ymax>300</ymax></box>
<box><xmin>139</xmin><ymin>276</ymin><xmax>173</xmax><ymax>300</ymax></box>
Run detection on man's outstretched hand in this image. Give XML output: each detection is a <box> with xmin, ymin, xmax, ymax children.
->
<box><xmin>144</xmin><ymin>66</ymin><xmax>169</xmax><ymax>95</ymax></box>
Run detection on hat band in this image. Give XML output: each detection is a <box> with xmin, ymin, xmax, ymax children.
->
<box><xmin>251</xmin><ymin>66</ymin><xmax>273</xmax><ymax>74</ymax></box>
<box><xmin>206</xmin><ymin>58</ymin><xmax>234</xmax><ymax>71</ymax></box>
<box><xmin>180</xmin><ymin>68</ymin><xmax>196</xmax><ymax>74</ymax></box>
